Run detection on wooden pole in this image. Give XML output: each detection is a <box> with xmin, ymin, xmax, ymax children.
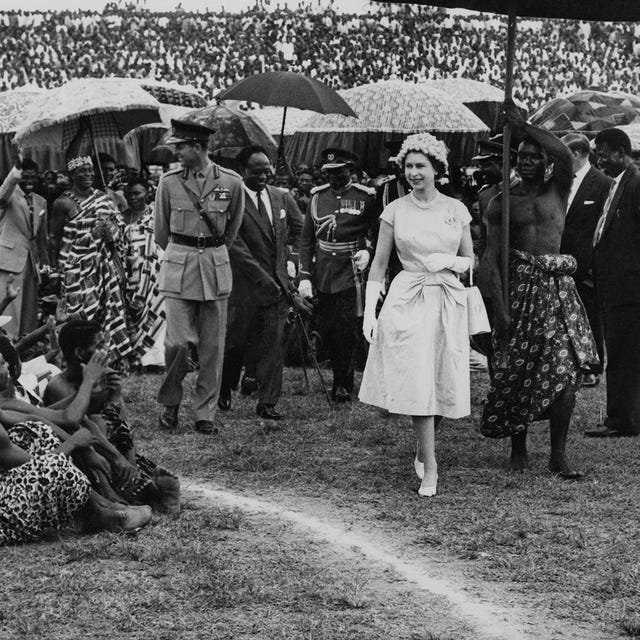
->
<box><xmin>501</xmin><ymin>2</ymin><xmax>517</xmax><ymax>308</ymax></box>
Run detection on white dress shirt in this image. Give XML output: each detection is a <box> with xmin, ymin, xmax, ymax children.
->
<box><xmin>567</xmin><ymin>161</ymin><xmax>591</xmax><ymax>209</ymax></box>
<box><xmin>593</xmin><ymin>170</ymin><xmax>624</xmax><ymax>246</ymax></box>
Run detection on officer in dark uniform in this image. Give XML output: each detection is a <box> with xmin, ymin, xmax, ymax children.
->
<box><xmin>298</xmin><ymin>148</ymin><xmax>377</xmax><ymax>402</ymax></box>
<box><xmin>155</xmin><ymin>119</ymin><xmax>244</xmax><ymax>434</ymax></box>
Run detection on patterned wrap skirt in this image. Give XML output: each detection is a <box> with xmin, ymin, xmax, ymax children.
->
<box><xmin>481</xmin><ymin>251</ymin><xmax>599</xmax><ymax>438</ymax></box>
<box><xmin>0</xmin><ymin>422</ymin><xmax>91</xmax><ymax>545</ymax></box>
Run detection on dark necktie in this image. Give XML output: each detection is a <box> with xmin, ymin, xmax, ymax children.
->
<box><xmin>256</xmin><ymin>190</ymin><xmax>272</xmax><ymax>229</ymax></box>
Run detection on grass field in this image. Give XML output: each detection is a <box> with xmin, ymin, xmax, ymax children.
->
<box><xmin>2</xmin><ymin>367</ymin><xmax>640</xmax><ymax>639</ymax></box>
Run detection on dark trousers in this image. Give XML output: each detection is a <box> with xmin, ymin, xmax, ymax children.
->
<box><xmin>221</xmin><ymin>298</ymin><xmax>288</xmax><ymax>407</ymax></box>
<box><xmin>603</xmin><ymin>304</ymin><xmax>640</xmax><ymax>435</ymax></box>
<box><xmin>576</xmin><ymin>280</ymin><xmax>604</xmax><ymax>374</ymax></box>
<box><xmin>317</xmin><ymin>288</ymin><xmax>360</xmax><ymax>394</ymax></box>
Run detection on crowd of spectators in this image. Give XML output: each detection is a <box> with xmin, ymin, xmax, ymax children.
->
<box><xmin>2</xmin><ymin>4</ymin><xmax>640</xmax><ymax>112</ymax></box>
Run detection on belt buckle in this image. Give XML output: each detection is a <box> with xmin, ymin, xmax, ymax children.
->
<box><xmin>197</xmin><ymin>233</ymin><xmax>206</xmax><ymax>252</ymax></box>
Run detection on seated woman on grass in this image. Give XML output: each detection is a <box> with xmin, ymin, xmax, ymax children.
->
<box><xmin>0</xmin><ymin>353</ymin><xmax>152</xmax><ymax>545</ymax></box>
<box><xmin>43</xmin><ymin>319</ymin><xmax>179</xmax><ymax>514</ymax></box>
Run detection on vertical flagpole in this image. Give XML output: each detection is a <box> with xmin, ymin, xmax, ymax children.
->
<box><xmin>501</xmin><ymin>2</ymin><xmax>517</xmax><ymax>308</ymax></box>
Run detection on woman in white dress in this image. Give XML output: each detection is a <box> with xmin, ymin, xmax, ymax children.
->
<box><xmin>359</xmin><ymin>133</ymin><xmax>474</xmax><ymax>497</ymax></box>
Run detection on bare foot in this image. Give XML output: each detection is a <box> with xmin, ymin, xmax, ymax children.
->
<box><xmin>152</xmin><ymin>467</ymin><xmax>181</xmax><ymax>515</ymax></box>
<box><xmin>509</xmin><ymin>452</ymin><xmax>530</xmax><ymax>472</ymax></box>
<box><xmin>549</xmin><ymin>456</ymin><xmax>583</xmax><ymax>480</ymax></box>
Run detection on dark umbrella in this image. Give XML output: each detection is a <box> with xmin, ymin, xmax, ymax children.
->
<box><xmin>216</xmin><ymin>71</ymin><xmax>357</xmax><ymax>169</ymax></box>
<box><xmin>383</xmin><ymin>0</ymin><xmax>640</xmax><ymax>305</ymax></box>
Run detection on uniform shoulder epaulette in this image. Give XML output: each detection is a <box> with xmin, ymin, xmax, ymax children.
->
<box><xmin>353</xmin><ymin>183</ymin><xmax>376</xmax><ymax>196</ymax></box>
<box><xmin>275</xmin><ymin>186</ymin><xmax>290</xmax><ymax>194</ymax></box>
<box><xmin>310</xmin><ymin>183</ymin><xmax>330</xmax><ymax>195</ymax></box>
<box><xmin>378</xmin><ymin>175</ymin><xmax>397</xmax><ymax>186</ymax></box>
<box><xmin>162</xmin><ymin>167</ymin><xmax>183</xmax><ymax>178</ymax></box>
<box><xmin>218</xmin><ymin>165</ymin><xmax>242</xmax><ymax>179</ymax></box>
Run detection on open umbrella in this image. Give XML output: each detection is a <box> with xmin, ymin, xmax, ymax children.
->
<box><xmin>616</xmin><ymin>123</ymin><xmax>640</xmax><ymax>153</ymax></box>
<box><xmin>0</xmin><ymin>87</ymin><xmax>43</xmax><ymax>177</ymax></box>
<box><xmin>176</xmin><ymin>103</ymin><xmax>278</xmax><ymax>160</ymax></box>
<box><xmin>14</xmin><ymin>78</ymin><xmax>161</xmax><ymax>181</ymax></box>
<box><xmin>216</xmin><ymin>71</ymin><xmax>357</xmax><ymax>167</ymax></box>
<box><xmin>424</xmin><ymin>78</ymin><xmax>527</xmax><ymax>134</ymax></box>
<box><xmin>529</xmin><ymin>90</ymin><xmax>640</xmax><ymax>136</ymax></box>
<box><xmin>286</xmin><ymin>80</ymin><xmax>489</xmax><ymax>170</ymax></box>
<box><xmin>385</xmin><ymin>0</ymin><xmax>640</xmax><ymax>305</ymax></box>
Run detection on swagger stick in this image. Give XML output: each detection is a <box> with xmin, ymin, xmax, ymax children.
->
<box><xmin>285</xmin><ymin>290</ymin><xmax>333</xmax><ymax>407</ymax></box>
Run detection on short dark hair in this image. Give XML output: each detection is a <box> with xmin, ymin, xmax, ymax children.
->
<box><xmin>124</xmin><ymin>176</ymin><xmax>149</xmax><ymax>191</ymax></box>
<box><xmin>95</xmin><ymin>152</ymin><xmax>116</xmax><ymax>166</ymax></box>
<box><xmin>594</xmin><ymin>128</ymin><xmax>632</xmax><ymax>156</ymax></box>
<box><xmin>236</xmin><ymin>145</ymin><xmax>269</xmax><ymax>169</ymax></box>
<box><xmin>21</xmin><ymin>158</ymin><xmax>39</xmax><ymax>173</ymax></box>
<box><xmin>561</xmin><ymin>134</ymin><xmax>591</xmax><ymax>156</ymax></box>
<box><xmin>58</xmin><ymin>319</ymin><xmax>101</xmax><ymax>363</ymax></box>
<box><xmin>0</xmin><ymin>335</ymin><xmax>20</xmax><ymax>383</ymax></box>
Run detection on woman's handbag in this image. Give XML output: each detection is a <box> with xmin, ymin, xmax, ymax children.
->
<box><xmin>466</xmin><ymin>269</ymin><xmax>491</xmax><ymax>335</ymax></box>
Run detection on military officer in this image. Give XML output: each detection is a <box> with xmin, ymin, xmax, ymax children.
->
<box><xmin>298</xmin><ymin>148</ymin><xmax>377</xmax><ymax>402</ymax></box>
<box><xmin>155</xmin><ymin>119</ymin><xmax>244</xmax><ymax>434</ymax></box>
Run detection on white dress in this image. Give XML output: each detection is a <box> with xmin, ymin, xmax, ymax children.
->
<box><xmin>359</xmin><ymin>192</ymin><xmax>472</xmax><ymax>417</ymax></box>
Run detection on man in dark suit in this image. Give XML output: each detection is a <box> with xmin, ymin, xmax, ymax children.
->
<box><xmin>560</xmin><ymin>134</ymin><xmax>612</xmax><ymax>386</ymax></box>
<box><xmin>219</xmin><ymin>145</ymin><xmax>303</xmax><ymax>420</ymax></box>
<box><xmin>587</xmin><ymin>128</ymin><xmax>640</xmax><ymax>437</ymax></box>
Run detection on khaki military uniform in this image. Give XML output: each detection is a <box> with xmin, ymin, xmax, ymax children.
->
<box><xmin>299</xmin><ymin>180</ymin><xmax>376</xmax><ymax>396</ymax></box>
<box><xmin>155</xmin><ymin>161</ymin><xmax>244</xmax><ymax>421</ymax></box>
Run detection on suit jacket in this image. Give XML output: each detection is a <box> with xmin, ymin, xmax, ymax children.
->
<box><xmin>0</xmin><ymin>169</ymin><xmax>48</xmax><ymax>274</ymax></box>
<box><xmin>560</xmin><ymin>165</ymin><xmax>612</xmax><ymax>283</ymax></box>
<box><xmin>594</xmin><ymin>163</ymin><xmax>640</xmax><ymax>308</ymax></box>
<box><xmin>155</xmin><ymin>162</ymin><xmax>244</xmax><ymax>301</ymax></box>
<box><xmin>229</xmin><ymin>185</ymin><xmax>303</xmax><ymax>307</ymax></box>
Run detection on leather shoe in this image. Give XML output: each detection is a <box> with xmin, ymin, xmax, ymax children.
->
<box><xmin>241</xmin><ymin>376</ymin><xmax>258</xmax><ymax>395</ymax></box>
<box><xmin>256</xmin><ymin>404</ymin><xmax>284</xmax><ymax>420</ymax></box>
<box><xmin>194</xmin><ymin>420</ymin><xmax>219</xmax><ymax>435</ymax></box>
<box><xmin>584</xmin><ymin>427</ymin><xmax>635</xmax><ymax>438</ymax></box>
<box><xmin>218</xmin><ymin>390</ymin><xmax>231</xmax><ymax>411</ymax></box>
<box><xmin>158</xmin><ymin>405</ymin><xmax>179</xmax><ymax>430</ymax></box>
<box><xmin>332</xmin><ymin>386</ymin><xmax>351</xmax><ymax>403</ymax></box>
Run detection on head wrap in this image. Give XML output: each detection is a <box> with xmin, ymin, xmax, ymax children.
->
<box><xmin>395</xmin><ymin>133</ymin><xmax>449</xmax><ymax>172</ymax></box>
<box><xmin>67</xmin><ymin>156</ymin><xmax>93</xmax><ymax>172</ymax></box>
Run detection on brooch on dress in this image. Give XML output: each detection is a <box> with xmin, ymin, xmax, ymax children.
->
<box><xmin>444</xmin><ymin>215</ymin><xmax>458</xmax><ymax>230</ymax></box>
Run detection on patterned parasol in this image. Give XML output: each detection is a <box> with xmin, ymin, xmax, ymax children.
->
<box><xmin>286</xmin><ymin>80</ymin><xmax>489</xmax><ymax>169</ymax></box>
<box><xmin>616</xmin><ymin>123</ymin><xmax>640</xmax><ymax>152</ymax></box>
<box><xmin>158</xmin><ymin>103</ymin><xmax>277</xmax><ymax>162</ymax></box>
<box><xmin>0</xmin><ymin>87</ymin><xmax>44</xmax><ymax>134</ymax></box>
<box><xmin>529</xmin><ymin>90</ymin><xmax>640</xmax><ymax>136</ymax></box>
<box><xmin>424</xmin><ymin>78</ymin><xmax>527</xmax><ymax>134</ymax></box>
<box><xmin>13</xmin><ymin>78</ymin><xmax>162</xmax><ymax>149</ymax></box>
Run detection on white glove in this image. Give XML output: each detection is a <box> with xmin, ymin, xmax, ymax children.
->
<box><xmin>287</xmin><ymin>260</ymin><xmax>296</xmax><ymax>278</ymax></box>
<box><xmin>298</xmin><ymin>278</ymin><xmax>313</xmax><ymax>299</ymax></box>
<box><xmin>362</xmin><ymin>280</ymin><xmax>383</xmax><ymax>344</ymax></box>
<box><xmin>353</xmin><ymin>249</ymin><xmax>370</xmax><ymax>272</ymax></box>
<box><xmin>424</xmin><ymin>253</ymin><xmax>472</xmax><ymax>274</ymax></box>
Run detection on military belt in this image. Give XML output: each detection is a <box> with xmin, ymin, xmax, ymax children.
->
<box><xmin>171</xmin><ymin>233</ymin><xmax>225</xmax><ymax>249</ymax></box>
<box><xmin>317</xmin><ymin>239</ymin><xmax>366</xmax><ymax>255</ymax></box>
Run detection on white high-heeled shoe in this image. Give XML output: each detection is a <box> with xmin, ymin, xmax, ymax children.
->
<box><xmin>418</xmin><ymin>471</ymin><xmax>438</xmax><ymax>497</ymax></box>
<box><xmin>414</xmin><ymin>441</ymin><xmax>424</xmax><ymax>479</ymax></box>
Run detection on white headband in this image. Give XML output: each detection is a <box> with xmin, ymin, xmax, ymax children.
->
<box><xmin>67</xmin><ymin>156</ymin><xmax>93</xmax><ymax>172</ymax></box>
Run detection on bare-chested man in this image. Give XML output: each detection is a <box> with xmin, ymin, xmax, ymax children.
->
<box><xmin>480</xmin><ymin>108</ymin><xmax>599</xmax><ymax>478</ymax></box>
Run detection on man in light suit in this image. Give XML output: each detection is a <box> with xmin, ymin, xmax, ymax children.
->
<box><xmin>0</xmin><ymin>154</ymin><xmax>49</xmax><ymax>340</ymax></box>
<box><xmin>587</xmin><ymin>128</ymin><xmax>640</xmax><ymax>437</ymax></box>
<box><xmin>219</xmin><ymin>146</ymin><xmax>303</xmax><ymax>420</ymax></box>
<box><xmin>155</xmin><ymin>119</ymin><xmax>244</xmax><ymax>434</ymax></box>
<box><xmin>560</xmin><ymin>134</ymin><xmax>612</xmax><ymax>386</ymax></box>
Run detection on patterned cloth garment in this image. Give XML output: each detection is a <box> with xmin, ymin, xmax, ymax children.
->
<box><xmin>481</xmin><ymin>250</ymin><xmax>599</xmax><ymax>438</ymax></box>
<box><xmin>0</xmin><ymin>421</ymin><xmax>91</xmax><ymax>545</ymax></box>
